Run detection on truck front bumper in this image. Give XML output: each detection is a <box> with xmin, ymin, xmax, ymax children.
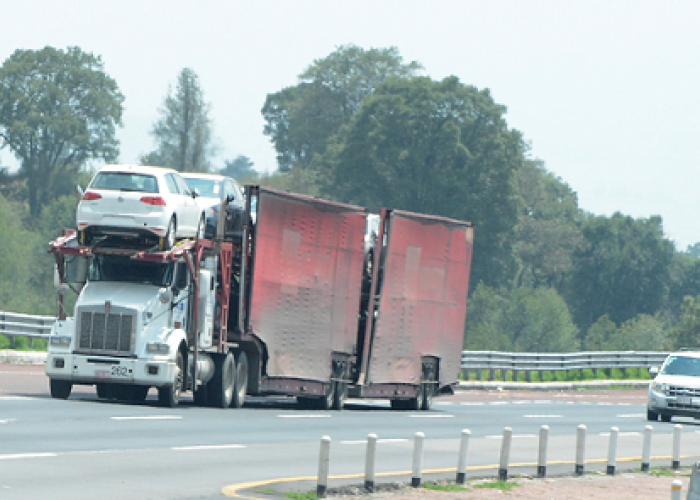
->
<box><xmin>46</xmin><ymin>353</ymin><xmax>177</xmax><ymax>388</ymax></box>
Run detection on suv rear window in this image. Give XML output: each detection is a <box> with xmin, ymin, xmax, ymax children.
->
<box><xmin>92</xmin><ymin>173</ymin><xmax>158</xmax><ymax>193</ymax></box>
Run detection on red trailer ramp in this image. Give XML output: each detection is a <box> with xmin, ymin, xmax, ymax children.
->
<box><xmin>361</xmin><ymin>210</ymin><xmax>473</xmax><ymax>405</ymax></box>
<box><xmin>247</xmin><ymin>188</ymin><xmax>367</xmax><ymax>396</ymax></box>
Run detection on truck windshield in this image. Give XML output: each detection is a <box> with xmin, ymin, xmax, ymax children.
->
<box><xmin>89</xmin><ymin>254</ymin><xmax>173</xmax><ymax>286</ymax></box>
<box><xmin>661</xmin><ymin>356</ymin><xmax>700</xmax><ymax>377</ymax></box>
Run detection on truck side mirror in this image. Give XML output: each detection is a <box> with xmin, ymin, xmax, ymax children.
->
<box><xmin>226</xmin><ymin>194</ymin><xmax>235</xmax><ymax>203</ymax></box>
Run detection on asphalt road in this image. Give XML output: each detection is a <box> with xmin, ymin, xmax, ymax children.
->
<box><xmin>1</xmin><ymin>365</ymin><xmax>698</xmax><ymax>499</ymax></box>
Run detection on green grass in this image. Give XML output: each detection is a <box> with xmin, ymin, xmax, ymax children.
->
<box><xmin>423</xmin><ymin>483</ymin><xmax>468</xmax><ymax>492</ymax></box>
<box><xmin>281</xmin><ymin>492</ymin><xmax>317</xmax><ymax>500</ymax></box>
<box><xmin>642</xmin><ymin>468</ymin><xmax>691</xmax><ymax>477</ymax></box>
<box><xmin>472</xmin><ymin>480</ymin><xmax>519</xmax><ymax>491</ymax></box>
<box><xmin>463</xmin><ymin>367</ymin><xmax>653</xmax><ymax>383</ymax></box>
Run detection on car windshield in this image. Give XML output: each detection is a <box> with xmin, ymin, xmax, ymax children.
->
<box><xmin>91</xmin><ymin>172</ymin><xmax>158</xmax><ymax>193</ymax></box>
<box><xmin>661</xmin><ymin>356</ymin><xmax>700</xmax><ymax>376</ymax></box>
<box><xmin>89</xmin><ymin>254</ymin><xmax>173</xmax><ymax>287</ymax></box>
<box><xmin>184</xmin><ymin>178</ymin><xmax>220</xmax><ymax>198</ymax></box>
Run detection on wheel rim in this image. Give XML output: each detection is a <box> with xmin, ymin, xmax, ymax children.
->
<box><xmin>172</xmin><ymin>352</ymin><xmax>183</xmax><ymax>404</ymax></box>
<box><xmin>235</xmin><ymin>358</ymin><xmax>248</xmax><ymax>405</ymax></box>
<box><xmin>223</xmin><ymin>355</ymin><xmax>234</xmax><ymax>406</ymax></box>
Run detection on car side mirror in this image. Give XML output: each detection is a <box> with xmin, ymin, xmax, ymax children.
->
<box><xmin>192</xmin><ymin>188</ymin><xmax>200</xmax><ymax>198</ymax></box>
<box><xmin>649</xmin><ymin>366</ymin><xmax>659</xmax><ymax>375</ymax></box>
<box><xmin>226</xmin><ymin>194</ymin><xmax>235</xmax><ymax>204</ymax></box>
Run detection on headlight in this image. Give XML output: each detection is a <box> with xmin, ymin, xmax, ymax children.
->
<box><xmin>146</xmin><ymin>342</ymin><xmax>170</xmax><ymax>355</ymax></box>
<box><xmin>651</xmin><ymin>381</ymin><xmax>668</xmax><ymax>394</ymax></box>
<box><xmin>49</xmin><ymin>336</ymin><xmax>71</xmax><ymax>347</ymax></box>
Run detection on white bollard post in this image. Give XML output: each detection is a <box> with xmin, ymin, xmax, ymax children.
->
<box><xmin>672</xmin><ymin>424</ymin><xmax>682</xmax><ymax>470</ymax></box>
<box><xmin>606</xmin><ymin>426</ymin><xmax>618</xmax><ymax>475</ymax></box>
<box><xmin>671</xmin><ymin>479</ymin><xmax>683</xmax><ymax>500</ymax></box>
<box><xmin>575</xmin><ymin>424</ymin><xmax>586</xmax><ymax>476</ymax></box>
<box><xmin>317</xmin><ymin>436</ymin><xmax>331</xmax><ymax>498</ymax></box>
<box><xmin>641</xmin><ymin>425</ymin><xmax>652</xmax><ymax>472</ymax></box>
<box><xmin>498</xmin><ymin>427</ymin><xmax>513</xmax><ymax>481</ymax></box>
<box><xmin>456</xmin><ymin>429</ymin><xmax>471</xmax><ymax>485</ymax></box>
<box><xmin>365</xmin><ymin>434</ymin><xmax>378</xmax><ymax>492</ymax></box>
<box><xmin>411</xmin><ymin>432</ymin><xmax>425</xmax><ymax>487</ymax></box>
<box><xmin>537</xmin><ymin>425</ymin><xmax>549</xmax><ymax>478</ymax></box>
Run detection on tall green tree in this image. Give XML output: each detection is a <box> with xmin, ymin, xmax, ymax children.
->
<box><xmin>262</xmin><ymin>45</ymin><xmax>422</xmax><ymax>172</ymax></box>
<box><xmin>319</xmin><ymin>76</ymin><xmax>525</xmax><ymax>289</ymax></box>
<box><xmin>0</xmin><ymin>46</ymin><xmax>123</xmax><ymax>217</ymax></box>
<box><xmin>513</xmin><ymin>160</ymin><xmax>583</xmax><ymax>291</ymax></box>
<box><xmin>567</xmin><ymin>213</ymin><xmax>675</xmax><ymax>333</ymax></box>
<box><xmin>142</xmin><ymin>68</ymin><xmax>214</xmax><ymax>172</ymax></box>
<box><xmin>221</xmin><ymin>155</ymin><xmax>254</xmax><ymax>179</ymax></box>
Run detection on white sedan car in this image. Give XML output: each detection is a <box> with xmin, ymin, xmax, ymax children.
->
<box><xmin>76</xmin><ymin>165</ymin><xmax>204</xmax><ymax>249</ymax></box>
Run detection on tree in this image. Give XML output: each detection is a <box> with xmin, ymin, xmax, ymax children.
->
<box><xmin>262</xmin><ymin>45</ymin><xmax>422</xmax><ymax>172</ymax></box>
<box><xmin>567</xmin><ymin>213</ymin><xmax>675</xmax><ymax>332</ymax></box>
<box><xmin>142</xmin><ymin>68</ymin><xmax>214</xmax><ymax>172</ymax></box>
<box><xmin>319</xmin><ymin>76</ymin><xmax>525</xmax><ymax>289</ymax></box>
<box><xmin>582</xmin><ymin>315</ymin><xmax>617</xmax><ymax>350</ymax></box>
<box><xmin>686</xmin><ymin>243</ymin><xmax>700</xmax><ymax>258</ymax></box>
<box><xmin>463</xmin><ymin>284</ymin><xmax>511</xmax><ymax>351</ymax></box>
<box><xmin>0</xmin><ymin>46</ymin><xmax>123</xmax><ymax>217</ymax></box>
<box><xmin>513</xmin><ymin>160</ymin><xmax>583</xmax><ymax>291</ymax></box>
<box><xmin>670</xmin><ymin>295</ymin><xmax>700</xmax><ymax>349</ymax></box>
<box><xmin>221</xmin><ymin>155</ymin><xmax>255</xmax><ymax>179</ymax></box>
<box><xmin>606</xmin><ymin>314</ymin><xmax>668</xmax><ymax>351</ymax></box>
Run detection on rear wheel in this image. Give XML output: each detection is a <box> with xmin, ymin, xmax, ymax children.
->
<box><xmin>209</xmin><ymin>352</ymin><xmax>235</xmax><ymax>408</ymax></box>
<box><xmin>231</xmin><ymin>352</ymin><xmax>248</xmax><ymax>409</ymax></box>
<box><xmin>406</xmin><ymin>383</ymin><xmax>422</xmax><ymax>411</ymax></box>
<box><xmin>316</xmin><ymin>382</ymin><xmax>335</xmax><ymax>410</ymax></box>
<box><xmin>50</xmin><ymin>379</ymin><xmax>72</xmax><ymax>399</ymax></box>
<box><xmin>158</xmin><ymin>349</ymin><xmax>183</xmax><ymax>407</ymax></box>
<box><xmin>646</xmin><ymin>409</ymin><xmax>659</xmax><ymax>421</ymax></box>
<box><xmin>160</xmin><ymin>218</ymin><xmax>176</xmax><ymax>251</ymax></box>
<box><xmin>420</xmin><ymin>383</ymin><xmax>433</xmax><ymax>411</ymax></box>
<box><xmin>332</xmin><ymin>381</ymin><xmax>347</xmax><ymax>411</ymax></box>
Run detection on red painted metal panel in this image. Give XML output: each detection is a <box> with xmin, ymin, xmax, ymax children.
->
<box><xmin>367</xmin><ymin>210</ymin><xmax>473</xmax><ymax>387</ymax></box>
<box><xmin>249</xmin><ymin>189</ymin><xmax>366</xmax><ymax>381</ymax></box>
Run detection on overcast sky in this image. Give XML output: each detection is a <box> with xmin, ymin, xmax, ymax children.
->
<box><xmin>2</xmin><ymin>1</ymin><xmax>699</xmax><ymax>247</ymax></box>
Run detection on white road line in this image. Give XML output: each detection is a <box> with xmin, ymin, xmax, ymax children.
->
<box><xmin>523</xmin><ymin>415</ymin><xmax>563</xmax><ymax>418</ymax></box>
<box><xmin>534</xmin><ymin>400</ymin><xmax>552</xmax><ymax>404</ymax></box>
<box><xmin>0</xmin><ymin>396</ymin><xmax>32</xmax><ymax>401</ymax></box>
<box><xmin>512</xmin><ymin>401</ymin><xmax>528</xmax><ymax>404</ymax></box>
<box><xmin>408</xmin><ymin>414</ymin><xmax>455</xmax><ymax>418</ymax></box>
<box><xmin>435</xmin><ymin>402</ymin><xmax>455</xmax><ymax>406</ymax></box>
<box><xmin>277</xmin><ymin>415</ymin><xmax>331</xmax><ymax>418</ymax></box>
<box><xmin>341</xmin><ymin>439</ymin><xmax>408</xmax><ymax>445</ymax></box>
<box><xmin>600</xmin><ymin>432</ymin><xmax>641</xmax><ymax>437</ymax></box>
<box><xmin>0</xmin><ymin>419</ymin><xmax>16</xmax><ymax>424</ymax></box>
<box><xmin>616</xmin><ymin>414</ymin><xmax>645</xmax><ymax>418</ymax></box>
<box><xmin>171</xmin><ymin>444</ymin><xmax>245</xmax><ymax>451</ymax></box>
<box><xmin>488</xmin><ymin>402</ymin><xmax>509</xmax><ymax>405</ymax></box>
<box><xmin>597</xmin><ymin>403</ymin><xmax>613</xmax><ymax>406</ymax></box>
<box><xmin>460</xmin><ymin>402</ymin><xmax>484</xmax><ymax>406</ymax></box>
<box><xmin>0</xmin><ymin>453</ymin><xmax>57</xmax><ymax>460</ymax></box>
<box><xmin>486</xmin><ymin>434</ymin><xmax>537</xmax><ymax>439</ymax></box>
<box><xmin>110</xmin><ymin>415</ymin><xmax>183</xmax><ymax>421</ymax></box>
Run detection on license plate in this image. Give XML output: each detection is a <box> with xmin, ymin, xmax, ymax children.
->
<box><xmin>95</xmin><ymin>365</ymin><xmax>129</xmax><ymax>379</ymax></box>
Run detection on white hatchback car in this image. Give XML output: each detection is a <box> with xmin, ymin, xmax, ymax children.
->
<box><xmin>647</xmin><ymin>350</ymin><xmax>700</xmax><ymax>422</ymax></box>
<box><xmin>76</xmin><ymin>165</ymin><xmax>205</xmax><ymax>250</ymax></box>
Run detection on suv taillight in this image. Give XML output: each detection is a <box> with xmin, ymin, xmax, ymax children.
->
<box><xmin>140</xmin><ymin>196</ymin><xmax>166</xmax><ymax>206</ymax></box>
<box><xmin>82</xmin><ymin>192</ymin><xmax>102</xmax><ymax>201</ymax></box>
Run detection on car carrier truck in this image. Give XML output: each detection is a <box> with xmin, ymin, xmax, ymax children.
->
<box><xmin>46</xmin><ymin>186</ymin><xmax>474</xmax><ymax>410</ymax></box>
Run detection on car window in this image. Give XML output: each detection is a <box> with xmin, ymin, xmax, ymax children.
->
<box><xmin>165</xmin><ymin>174</ymin><xmax>180</xmax><ymax>194</ymax></box>
<box><xmin>92</xmin><ymin>172</ymin><xmax>158</xmax><ymax>193</ymax></box>
<box><xmin>184</xmin><ymin>177</ymin><xmax>219</xmax><ymax>198</ymax></box>
<box><xmin>174</xmin><ymin>175</ymin><xmax>192</xmax><ymax>196</ymax></box>
<box><xmin>661</xmin><ymin>356</ymin><xmax>700</xmax><ymax>376</ymax></box>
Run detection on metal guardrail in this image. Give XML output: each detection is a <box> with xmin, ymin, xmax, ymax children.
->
<box><xmin>0</xmin><ymin>311</ymin><xmax>55</xmax><ymax>348</ymax></box>
<box><xmin>461</xmin><ymin>350</ymin><xmax>669</xmax><ymax>381</ymax></box>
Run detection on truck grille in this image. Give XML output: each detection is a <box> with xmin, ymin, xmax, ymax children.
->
<box><xmin>77</xmin><ymin>310</ymin><xmax>135</xmax><ymax>355</ymax></box>
<box><xmin>668</xmin><ymin>385</ymin><xmax>700</xmax><ymax>410</ymax></box>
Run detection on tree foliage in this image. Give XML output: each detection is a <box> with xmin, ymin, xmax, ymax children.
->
<box><xmin>142</xmin><ymin>68</ymin><xmax>214</xmax><ymax>172</ymax></box>
<box><xmin>319</xmin><ymin>76</ymin><xmax>525</xmax><ymax>288</ymax></box>
<box><xmin>262</xmin><ymin>45</ymin><xmax>421</xmax><ymax>172</ymax></box>
<box><xmin>0</xmin><ymin>46</ymin><xmax>123</xmax><ymax>217</ymax></box>
<box><xmin>220</xmin><ymin>155</ymin><xmax>255</xmax><ymax>179</ymax></box>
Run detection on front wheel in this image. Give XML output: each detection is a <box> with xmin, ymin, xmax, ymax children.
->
<box><xmin>661</xmin><ymin>413</ymin><xmax>672</xmax><ymax>423</ymax></box>
<box><xmin>158</xmin><ymin>350</ymin><xmax>183</xmax><ymax>407</ymax></box>
<box><xmin>647</xmin><ymin>409</ymin><xmax>659</xmax><ymax>421</ymax></box>
<box><xmin>50</xmin><ymin>379</ymin><xmax>72</xmax><ymax>399</ymax></box>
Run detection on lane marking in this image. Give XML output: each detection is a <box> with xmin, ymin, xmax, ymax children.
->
<box><xmin>0</xmin><ymin>396</ymin><xmax>32</xmax><ymax>401</ymax></box>
<box><xmin>172</xmin><ymin>445</ymin><xmax>245</xmax><ymax>451</ymax></box>
<box><xmin>0</xmin><ymin>419</ymin><xmax>16</xmax><ymax>424</ymax></box>
<box><xmin>488</xmin><ymin>402</ymin><xmax>508</xmax><ymax>405</ymax></box>
<box><xmin>485</xmin><ymin>434</ymin><xmax>537</xmax><ymax>439</ymax></box>
<box><xmin>408</xmin><ymin>414</ymin><xmax>454</xmax><ymax>418</ymax></box>
<box><xmin>523</xmin><ymin>415</ymin><xmax>563</xmax><ymax>418</ymax></box>
<box><xmin>277</xmin><ymin>415</ymin><xmax>331</xmax><ymax>418</ymax></box>
<box><xmin>459</xmin><ymin>402</ymin><xmax>484</xmax><ymax>406</ymax></box>
<box><xmin>616</xmin><ymin>414</ymin><xmax>645</xmax><ymax>418</ymax></box>
<box><xmin>0</xmin><ymin>453</ymin><xmax>57</xmax><ymax>460</ymax></box>
<box><xmin>341</xmin><ymin>439</ymin><xmax>408</xmax><ymax>445</ymax></box>
<box><xmin>600</xmin><ymin>432</ymin><xmax>641</xmax><ymax>437</ymax></box>
<box><xmin>110</xmin><ymin>415</ymin><xmax>183</xmax><ymax>421</ymax></box>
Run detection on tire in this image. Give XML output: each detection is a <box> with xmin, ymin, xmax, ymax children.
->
<box><xmin>96</xmin><ymin>383</ymin><xmax>114</xmax><ymax>399</ymax></box>
<box><xmin>332</xmin><ymin>381</ymin><xmax>347</xmax><ymax>411</ymax></box>
<box><xmin>50</xmin><ymin>379</ymin><xmax>72</xmax><ymax>399</ymax></box>
<box><xmin>647</xmin><ymin>409</ymin><xmax>659</xmax><ymax>421</ymax></box>
<box><xmin>420</xmin><ymin>383</ymin><xmax>433</xmax><ymax>411</ymax></box>
<box><xmin>231</xmin><ymin>352</ymin><xmax>248</xmax><ymax>409</ymax></box>
<box><xmin>158</xmin><ymin>349</ymin><xmax>183</xmax><ymax>407</ymax></box>
<box><xmin>316</xmin><ymin>382</ymin><xmax>335</xmax><ymax>411</ymax></box>
<box><xmin>160</xmin><ymin>218</ymin><xmax>176</xmax><ymax>251</ymax></box>
<box><xmin>196</xmin><ymin>215</ymin><xmax>205</xmax><ymax>241</ymax></box>
<box><xmin>661</xmin><ymin>413</ymin><xmax>672</xmax><ymax>423</ymax></box>
<box><xmin>209</xmin><ymin>352</ymin><xmax>235</xmax><ymax>409</ymax></box>
<box><xmin>406</xmin><ymin>383</ymin><xmax>422</xmax><ymax>411</ymax></box>
<box><xmin>297</xmin><ymin>396</ymin><xmax>315</xmax><ymax>409</ymax></box>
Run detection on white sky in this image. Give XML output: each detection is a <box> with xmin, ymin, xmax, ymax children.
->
<box><xmin>2</xmin><ymin>1</ymin><xmax>699</xmax><ymax>247</ymax></box>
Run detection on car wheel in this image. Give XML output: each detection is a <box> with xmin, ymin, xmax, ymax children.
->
<box><xmin>160</xmin><ymin>218</ymin><xmax>176</xmax><ymax>251</ymax></box>
<box><xmin>50</xmin><ymin>379</ymin><xmax>72</xmax><ymax>399</ymax></box>
<box><xmin>661</xmin><ymin>413</ymin><xmax>672</xmax><ymax>423</ymax></box>
<box><xmin>647</xmin><ymin>409</ymin><xmax>659</xmax><ymax>421</ymax></box>
<box><xmin>158</xmin><ymin>349</ymin><xmax>183</xmax><ymax>407</ymax></box>
<box><xmin>231</xmin><ymin>352</ymin><xmax>248</xmax><ymax>409</ymax></box>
